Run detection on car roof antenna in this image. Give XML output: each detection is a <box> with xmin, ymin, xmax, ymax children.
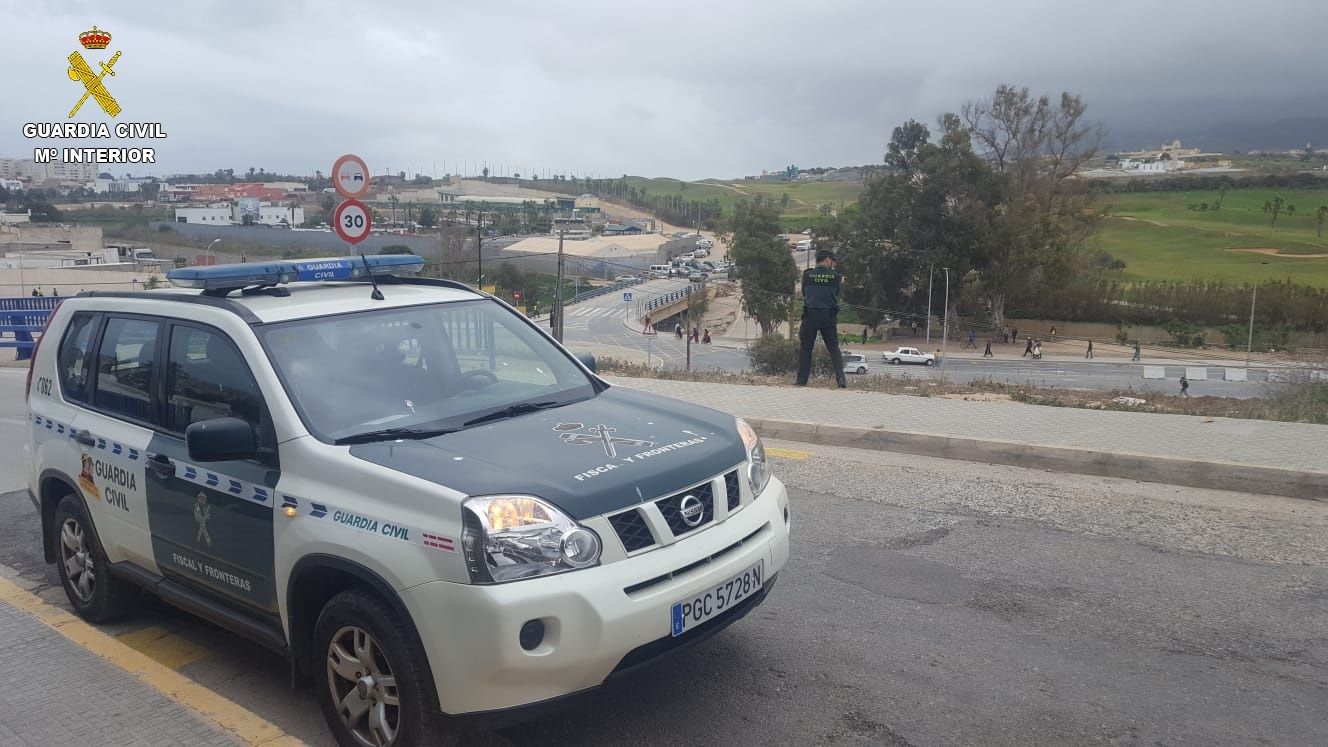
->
<box><xmin>359</xmin><ymin>252</ymin><xmax>385</xmax><ymax>300</ymax></box>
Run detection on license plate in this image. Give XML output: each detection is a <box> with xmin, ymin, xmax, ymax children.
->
<box><xmin>670</xmin><ymin>560</ymin><xmax>764</xmax><ymax>636</ymax></box>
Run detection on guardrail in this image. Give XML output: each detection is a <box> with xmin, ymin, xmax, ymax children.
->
<box><xmin>0</xmin><ymin>297</ymin><xmax>60</xmax><ymax>359</ymax></box>
<box><xmin>568</xmin><ymin>277</ymin><xmax>643</xmax><ymax>306</ymax></box>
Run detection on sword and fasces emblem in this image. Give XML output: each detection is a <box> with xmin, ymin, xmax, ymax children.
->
<box><xmin>67</xmin><ymin>26</ymin><xmax>121</xmax><ymax>118</ymax></box>
<box><xmin>553</xmin><ymin>423</ymin><xmax>655</xmax><ymax>458</ymax></box>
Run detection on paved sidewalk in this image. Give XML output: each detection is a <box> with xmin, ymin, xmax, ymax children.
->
<box><xmin>606</xmin><ymin>376</ymin><xmax>1328</xmax><ymax>480</ymax></box>
<box><xmin>0</xmin><ymin>600</ymin><xmax>239</xmax><ymax>746</ymax></box>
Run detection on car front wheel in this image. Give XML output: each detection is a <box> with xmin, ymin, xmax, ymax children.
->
<box><xmin>890</xmin><ymin>358</ymin><xmax>900</xmax><ymax>365</ymax></box>
<box><xmin>314</xmin><ymin>589</ymin><xmax>450</xmax><ymax>747</ymax></box>
<box><xmin>924</xmin><ymin>359</ymin><xmax>934</xmax><ymax>366</ymax></box>
<box><xmin>856</xmin><ymin>366</ymin><xmax>867</xmax><ymax>374</ymax></box>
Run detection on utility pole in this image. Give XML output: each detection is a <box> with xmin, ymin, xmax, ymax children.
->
<box><xmin>475</xmin><ymin>207</ymin><xmax>483</xmax><ymax>288</ymax></box>
<box><xmin>685</xmin><ymin>288</ymin><xmax>693</xmax><ymax>372</ymax></box>
<box><xmin>1246</xmin><ymin>282</ymin><xmax>1258</xmax><ymax>365</ymax></box>
<box><xmin>940</xmin><ymin>267</ymin><xmax>951</xmax><ymax>374</ymax></box>
<box><xmin>554</xmin><ymin>230</ymin><xmax>566</xmax><ymax>342</ymax></box>
<box><xmin>926</xmin><ymin>262</ymin><xmax>934</xmax><ymax>343</ymax></box>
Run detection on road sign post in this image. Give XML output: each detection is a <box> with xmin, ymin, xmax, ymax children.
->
<box><xmin>642</xmin><ymin>319</ymin><xmax>656</xmax><ymax>367</ymax></box>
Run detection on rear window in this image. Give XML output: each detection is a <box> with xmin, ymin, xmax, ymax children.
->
<box><xmin>56</xmin><ymin>312</ymin><xmax>99</xmax><ymax>403</ymax></box>
<box><xmin>93</xmin><ymin>317</ymin><xmax>160</xmax><ymax>423</ymax></box>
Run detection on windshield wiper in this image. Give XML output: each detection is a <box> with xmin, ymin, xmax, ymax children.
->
<box><xmin>334</xmin><ymin>427</ymin><xmax>460</xmax><ymax>445</ymax></box>
<box><xmin>462</xmin><ymin>400</ymin><xmax>562</xmax><ymax>427</ymax></box>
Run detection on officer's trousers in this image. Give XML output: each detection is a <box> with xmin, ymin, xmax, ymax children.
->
<box><xmin>797</xmin><ymin>309</ymin><xmax>846</xmax><ymax>386</ymax></box>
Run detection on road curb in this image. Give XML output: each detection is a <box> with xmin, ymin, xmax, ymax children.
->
<box><xmin>743</xmin><ymin>417</ymin><xmax>1328</xmax><ymax>502</ymax></box>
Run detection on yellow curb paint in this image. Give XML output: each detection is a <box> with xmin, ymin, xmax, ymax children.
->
<box><xmin>0</xmin><ymin>575</ymin><xmax>303</xmax><ymax>746</ymax></box>
<box><xmin>765</xmin><ymin>447</ymin><xmax>812</xmax><ymax>460</ymax></box>
<box><xmin>116</xmin><ymin>626</ymin><xmax>214</xmax><ymax>670</ymax></box>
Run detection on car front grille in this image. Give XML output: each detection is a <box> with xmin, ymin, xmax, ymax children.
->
<box><xmin>657</xmin><ymin>482</ymin><xmax>715</xmax><ymax>536</ymax></box>
<box><xmin>607</xmin><ymin>468</ymin><xmax>745</xmax><ymax>552</ymax></box>
<box><xmin>608</xmin><ymin>509</ymin><xmax>654</xmax><ymax>553</ymax></box>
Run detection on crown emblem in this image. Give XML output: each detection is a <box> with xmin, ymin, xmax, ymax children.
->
<box><xmin>79</xmin><ymin>26</ymin><xmax>111</xmax><ymax>50</ymax></box>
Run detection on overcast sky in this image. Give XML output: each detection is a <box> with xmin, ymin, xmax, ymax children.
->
<box><xmin>4</xmin><ymin>0</ymin><xmax>1327</xmax><ymax>180</ymax></box>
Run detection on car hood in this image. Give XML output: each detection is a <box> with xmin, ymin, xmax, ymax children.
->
<box><xmin>348</xmin><ymin>386</ymin><xmax>748</xmax><ymax>519</ymax></box>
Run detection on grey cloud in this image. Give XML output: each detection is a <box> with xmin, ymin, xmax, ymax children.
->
<box><xmin>3</xmin><ymin>0</ymin><xmax>1326</xmax><ymax>180</ymax></box>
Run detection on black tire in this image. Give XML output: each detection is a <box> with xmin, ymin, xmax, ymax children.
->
<box><xmin>856</xmin><ymin>366</ymin><xmax>867</xmax><ymax>375</ymax></box>
<box><xmin>314</xmin><ymin>589</ymin><xmax>449</xmax><ymax>747</ymax></box>
<box><xmin>52</xmin><ymin>493</ymin><xmax>133</xmax><ymax>623</ymax></box>
<box><xmin>890</xmin><ymin>358</ymin><xmax>900</xmax><ymax>365</ymax></box>
<box><xmin>924</xmin><ymin>359</ymin><xmax>934</xmax><ymax>366</ymax></box>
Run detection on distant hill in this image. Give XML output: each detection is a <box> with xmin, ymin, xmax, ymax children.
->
<box><xmin>1106</xmin><ymin>117</ymin><xmax>1328</xmax><ymax>154</ymax></box>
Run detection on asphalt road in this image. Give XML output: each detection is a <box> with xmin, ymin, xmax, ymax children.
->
<box><xmin>553</xmin><ymin>296</ymin><xmax>1277</xmax><ymax>397</ymax></box>
<box><xmin>1</xmin><ymin>424</ymin><xmax>1324</xmax><ymax>744</ymax></box>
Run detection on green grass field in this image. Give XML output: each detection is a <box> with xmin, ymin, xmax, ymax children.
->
<box><xmin>624</xmin><ymin>176</ymin><xmax>862</xmax><ymax>219</ymax></box>
<box><xmin>1098</xmin><ymin>187</ymin><xmax>1328</xmax><ymax>286</ymax></box>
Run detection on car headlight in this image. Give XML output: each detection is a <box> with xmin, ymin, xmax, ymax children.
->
<box><xmin>736</xmin><ymin>418</ymin><xmax>770</xmax><ymax>496</ymax></box>
<box><xmin>461</xmin><ymin>495</ymin><xmax>602</xmax><ymax>583</ymax></box>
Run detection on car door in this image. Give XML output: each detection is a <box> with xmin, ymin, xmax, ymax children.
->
<box><xmin>76</xmin><ymin>314</ymin><xmax>162</xmax><ymax>568</ymax></box>
<box><xmin>144</xmin><ymin>321</ymin><xmax>280</xmax><ymax>620</ymax></box>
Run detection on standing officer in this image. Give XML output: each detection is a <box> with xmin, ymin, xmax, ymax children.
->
<box><xmin>796</xmin><ymin>248</ymin><xmax>847</xmax><ymax>388</ymax></box>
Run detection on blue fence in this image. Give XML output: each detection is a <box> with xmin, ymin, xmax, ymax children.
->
<box><xmin>0</xmin><ymin>297</ymin><xmax>60</xmax><ymax>359</ymax></box>
<box><xmin>641</xmin><ymin>283</ymin><xmax>700</xmax><ymax>315</ymax></box>
<box><xmin>568</xmin><ymin>277</ymin><xmax>643</xmax><ymax>306</ymax></box>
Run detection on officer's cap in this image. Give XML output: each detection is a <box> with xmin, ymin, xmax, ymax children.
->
<box><xmin>815</xmin><ymin>248</ymin><xmax>836</xmax><ymax>263</ymax></box>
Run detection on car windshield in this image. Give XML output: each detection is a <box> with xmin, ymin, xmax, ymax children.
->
<box><xmin>259</xmin><ymin>300</ymin><xmax>595</xmax><ymax>443</ymax></box>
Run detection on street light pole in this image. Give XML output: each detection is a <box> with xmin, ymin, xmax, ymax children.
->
<box><xmin>926</xmin><ymin>262</ymin><xmax>934</xmax><ymax>343</ymax></box>
<box><xmin>940</xmin><ymin>267</ymin><xmax>951</xmax><ymax>374</ymax></box>
<box><xmin>205</xmin><ymin>238</ymin><xmax>220</xmax><ymax>263</ymax></box>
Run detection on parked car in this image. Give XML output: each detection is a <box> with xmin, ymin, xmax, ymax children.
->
<box><xmin>688</xmin><ymin>271</ymin><xmax>706</xmax><ymax>282</ymax></box>
<box><xmin>843</xmin><ymin>352</ymin><xmax>869</xmax><ymax>375</ymax></box>
<box><xmin>23</xmin><ymin>254</ymin><xmax>790</xmax><ymax>741</ymax></box>
<box><xmin>882</xmin><ymin>347</ymin><xmax>936</xmax><ymax>366</ymax></box>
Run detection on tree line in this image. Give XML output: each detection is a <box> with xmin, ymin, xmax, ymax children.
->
<box><xmin>526</xmin><ymin>176</ymin><xmax>724</xmax><ymax>230</ymax></box>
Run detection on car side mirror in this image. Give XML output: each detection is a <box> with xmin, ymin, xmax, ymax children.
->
<box><xmin>186</xmin><ymin>417</ymin><xmax>258</xmax><ymax>462</ymax></box>
<box><xmin>575</xmin><ymin>352</ymin><xmax>597</xmax><ymax>373</ymax></box>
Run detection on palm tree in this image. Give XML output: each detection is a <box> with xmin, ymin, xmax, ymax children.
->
<box><xmin>1269</xmin><ymin>196</ymin><xmax>1285</xmax><ymax>238</ymax></box>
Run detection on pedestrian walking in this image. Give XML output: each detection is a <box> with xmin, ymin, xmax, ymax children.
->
<box><xmin>1011</xmin><ymin>326</ymin><xmax>1018</xmax><ymax>343</ymax></box>
<box><xmin>795</xmin><ymin>249</ymin><xmax>847</xmax><ymax>388</ymax></box>
<box><xmin>1085</xmin><ymin>339</ymin><xmax>1094</xmax><ymax>359</ymax></box>
<box><xmin>1132</xmin><ymin>340</ymin><xmax>1141</xmax><ymax>362</ymax></box>
<box><xmin>983</xmin><ymin>340</ymin><xmax>993</xmax><ymax>358</ymax></box>
<box><xmin>911</xmin><ymin>322</ymin><xmax>919</xmax><ymax>338</ymax></box>
<box><xmin>51</xmin><ymin>288</ymin><xmax>59</xmax><ymax>297</ymax></box>
<box><xmin>967</xmin><ymin>329</ymin><xmax>977</xmax><ymax>349</ymax></box>
<box><xmin>1023</xmin><ymin>336</ymin><xmax>1034</xmax><ymax>357</ymax></box>
<box><xmin>1180</xmin><ymin>375</ymin><xmax>1190</xmax><ymax>398</ymax></box>
<box><xmin>862</xmin><ymin>326</ymin><xmax>870</xmax><ymax>343</ymax></box>
<box><xmin>702</xmin><ymin>328</ymin><xmax>712</xmax><ymax>344</ymax></box>
<box><xmin>31</xmin><ymin>287</ymin><xmax>40</xmax><ymax>297</ymax></box>
<box><xmin>1050</xmin><ymin>325</ymin><xmax>1057</xmax><ymax>341</ymax></box>
<box><xmin>675</xmin><ymin>322</ymin><xmax>683</xmax><ymax>340</ymax></box>
<box><xmin>1032</xmin><ymin>340</ymin><xmax>1043</xmax><ymax>360</ymax></box>
<box><xmin>691</xmin><ymin>326</ymin><xmax>699</xmax><ymax>343</ymax></box>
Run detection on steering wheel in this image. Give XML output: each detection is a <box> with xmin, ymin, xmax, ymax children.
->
<box><xmin>457</xmin><ymin>369</ymin><xmax>499</xmax><ymax>390</ymax></box>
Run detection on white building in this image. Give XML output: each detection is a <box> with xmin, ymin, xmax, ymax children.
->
<box><xmin>174</xmin><ymin>206</ymin><xmax>233</xmax><ymax>225</ymax></box>
<box><xmin>1</xmin><ymin>179</ymin><xmax>22</xmax><ymax>191</ymax></box>
<box><xmin>0</xmin><ymin>158</ymin><xmax>97</xmax><ymax>182</ymax></box>
<box><xmin>174</xmin><ymin>203</ymin><xmax>304</xmax><ymax>226</ymax></box>
<box><xmin>91</xmin><ymin>178</ymin><xmax>152</xmax><ymax>194</ymax></box>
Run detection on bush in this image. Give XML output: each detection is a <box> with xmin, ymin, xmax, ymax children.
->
<box><xmin>1162</xmin><ymin>319</ymin><xmax>1204</xmax><ymax>348</ymax></box>
<box><xmin>156</xmin><ymin>223</ymin><xmax>173</xmax><ymax>232</ymax></box>
<box><xmin>746</xmin><ymin>334</ymin><xmax>833</xmax><ymax>375</ymax></box>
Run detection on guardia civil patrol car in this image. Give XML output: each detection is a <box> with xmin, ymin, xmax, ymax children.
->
<box><xmin>23</xmin><ymin>255</ymin><xmax>791</xmax><ymax>746</ymax></box>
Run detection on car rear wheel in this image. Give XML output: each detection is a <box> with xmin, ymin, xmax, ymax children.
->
<box><xmin>53</xmin><ymin>494</ymin><xmax>133</xmax><ymax>622</ymax></box>
<box><xmin>315</xmin><ymin>589</ymin><xmax>450</xmax><ymax>747</ymax></box>
<box><xmin>891</xmin><ymin>358</ymin><xmax>901</xmax><ymax>365</ymax></box>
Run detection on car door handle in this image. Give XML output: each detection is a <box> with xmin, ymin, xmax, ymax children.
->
<box><xmin>74</xmin><ymin>429</ymin><xmax>96</xmax><ymax>447</ymax></box>
<box><xmin>147</xmin><ymin>454</ymin><xmax>176</xmax><ymax>478</ymax></box>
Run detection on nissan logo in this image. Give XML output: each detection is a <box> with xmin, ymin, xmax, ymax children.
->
<box><xmin>679</xmin><ymin>494</ymin><xmax>705</xmax><ymax>527</ymax></box>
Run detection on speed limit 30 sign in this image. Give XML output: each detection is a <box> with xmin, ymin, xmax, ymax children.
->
<box><xmin>333</xmin><ymin>199</ymin><xmax>372</xmax><ymax>244</ymax></box>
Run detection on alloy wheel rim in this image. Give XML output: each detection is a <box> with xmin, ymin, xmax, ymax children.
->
<box><xmin>60</xmin><ymin>517</ymin><xmax>95</xmax><ymax>602</ymax></box>
<box><xmin>327</xmin><ymin>625</ymin><xmax>401</xmax><ymax>747</ymax></box>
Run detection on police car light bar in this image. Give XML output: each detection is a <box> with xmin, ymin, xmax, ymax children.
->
<box><xmin>167</xmin><ymin>255</ymin><xmax>424</xmax><ymax>291</ymax></box>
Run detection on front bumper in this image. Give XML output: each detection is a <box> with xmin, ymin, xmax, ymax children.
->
<box><xmin>400</xmin><ymin>476</ymin><xmax>791</xmax><ymax>717</ymax></box>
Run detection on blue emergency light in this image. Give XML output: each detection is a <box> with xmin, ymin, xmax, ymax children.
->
<box><xmin>167</xmin><ymin>255</ymin><xmax>424</xmax><ymax>291</ymax></box>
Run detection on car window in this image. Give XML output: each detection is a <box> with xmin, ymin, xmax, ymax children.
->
<box><xmin>260</xmin><ymin>300</ymin><xmax>594</xmax><ymax>442</ymax></box>
<box><xmin>57</xmin><ymin>312</ymin><xmax>99</xmax><ymax>403</ymax></box>
<box><xmin>93</xmin><ymin>317</ymin><xmax>160</xmax><ymax>423</ymax></box>
<box><xmin>164</xmin><ymin>325</ymin><xmax>264</xmax><ymax>435</ymax></box>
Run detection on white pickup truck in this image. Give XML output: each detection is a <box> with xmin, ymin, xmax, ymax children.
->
<box><xmin>882</xmin><ymin>347</ymin><xmax>936</xmax><ymax>366</ymax></box>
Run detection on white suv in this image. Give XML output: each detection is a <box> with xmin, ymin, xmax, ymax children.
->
<box><xmin>23</xmin><ymin>256</ymin><xmax>790</xmax><ymax>744</ymax></box>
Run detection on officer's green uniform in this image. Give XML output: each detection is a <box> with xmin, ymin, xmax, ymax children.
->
<box><xmin>797</xmin><ymin>262</ymin><xmax>846</xmax><ymax>387</ymax></box>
